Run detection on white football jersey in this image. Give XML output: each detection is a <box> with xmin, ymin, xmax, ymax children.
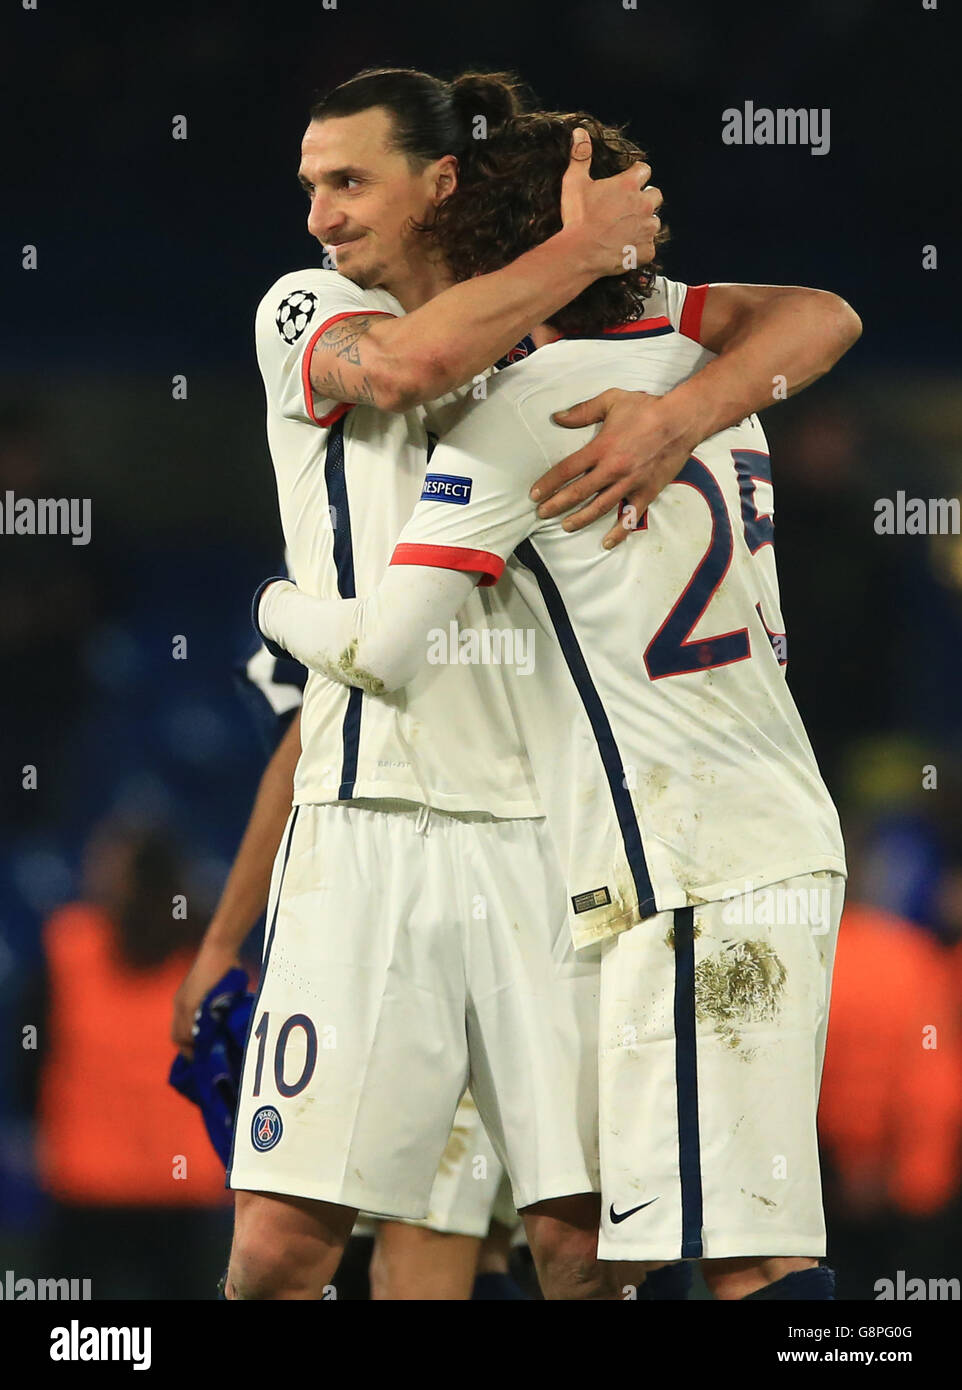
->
<box><xmin>254</xmin><ymin>267</ymin><xmax>541</xmax><ymax>816</ymax></box>
<box><xmin>389</xmin><ymin>297</ymin><xmax>846</xmax><ymax>946</ymax></box>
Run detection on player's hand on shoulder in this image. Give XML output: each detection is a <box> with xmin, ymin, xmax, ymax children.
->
<box><xmin>559</xmin><ymin>129</ymin><xmax>662</xmax><ymax>279</ymax></box>
<box><xmin>531</xmin><ymin>388</ymin><xmax>697</xmax><ymax>549</ymax></box>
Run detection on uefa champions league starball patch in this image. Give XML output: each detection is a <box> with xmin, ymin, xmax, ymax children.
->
<box><xmin>275</xmin><ymin>290</ymin><xmax>318</xmax><ymax>344</ymax></box>
<box><xmin>251</xmin><ymin>1105</ymin><xmax>283</xmax><ymax>1151</ymax></box>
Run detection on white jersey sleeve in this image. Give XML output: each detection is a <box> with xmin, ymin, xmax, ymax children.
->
<box><xmin>646</xmin><ymin>275</ymin><xmax>710</xmax><ymax>344</ymax></box>
<box><xmin>258</xmin><ymin>564</ymin><xmax>477</xmax><ymax>696</ymax></box>
<box><xmin>254</xmin><ymin>268</ymin><xmax>400</xmax><ymax>428</ymax></box>
<box><xmin>389</xmin><ymin>380</ymin><xmax>544</xmax><ymax>586</ymax></box>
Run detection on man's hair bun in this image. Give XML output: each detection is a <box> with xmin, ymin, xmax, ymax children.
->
<box><xmin>449</xmin><ymin>71</ymin><xmax>526</xmax><ymax>135</ymax></box>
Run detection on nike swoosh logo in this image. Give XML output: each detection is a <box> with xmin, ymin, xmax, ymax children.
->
<box><xmin>609</xmin><ymin>1198</ymin><xmax>659</xmax><ymax>1224</ymax></box>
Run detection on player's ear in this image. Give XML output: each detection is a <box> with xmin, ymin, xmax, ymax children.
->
<box><xmin>431</xmin><ymin>154</ymin><xmax>459</xmax><ymax>207</ymax></box>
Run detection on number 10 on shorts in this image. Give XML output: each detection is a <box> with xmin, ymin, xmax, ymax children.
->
<box><xmin>251</xmin><ymin>1011</ymin><xmax>333</xmax><ymax>1098</ymax></box>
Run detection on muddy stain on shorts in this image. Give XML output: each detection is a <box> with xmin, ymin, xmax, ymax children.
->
<box><xmin>664</xmin><ymin>918</ymin><xmax>703</xmax><ymax>950</ymax></box>
<box><xmin>694</xmin><ymin>938</ymin><xmax>787</xmax><ymax>1057</ymax></box>
<box><xmin>437</xmin><ymin>1096</ymin><xmax>477</xmax><ymax>1177</ymax></box>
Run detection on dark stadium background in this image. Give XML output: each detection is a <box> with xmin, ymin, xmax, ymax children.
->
<box><xmin>1</xmin><ymin>0</ymin><xmax>960</xmax><ymax>1300</ymax></box>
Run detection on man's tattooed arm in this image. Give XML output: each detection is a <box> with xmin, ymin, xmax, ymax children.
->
<box><xmin>319</xmin><ymin>314</ymin><xmax>378</xmax><ymax>366</ymax></box>
<box><xmin>307</xmin><ymin>313</ymin><xmax>387</xmax><ymax>409</ymax></box>
<box><xmin>310</xmin><ymin>362</ymin><xmax>377</xmax><ymax>407</ymax></box>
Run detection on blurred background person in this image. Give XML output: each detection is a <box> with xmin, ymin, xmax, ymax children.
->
<box><xmin>819</xmin><ymin>748</ymin><xmax>962</xmax><ymax>1299</ymax></box>
<box><xmin>33</xmin><ymin>824</ymin><xmax>231</xmax><ymax>1299</ymax></box>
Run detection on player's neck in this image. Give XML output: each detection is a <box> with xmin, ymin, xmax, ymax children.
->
<box><xmin>531</xmin><ymin>324</ymin><xmax>563</xmax><ymax>348</ymax></box>
<box><xmin>381</xmin><ymin>256</ymin><xmax>455</xmax><ymax>313</ymax></box>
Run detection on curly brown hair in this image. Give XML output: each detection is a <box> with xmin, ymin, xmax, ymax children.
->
<box><xmin>424</xmin><ymin>111</ymin><xmax>668</xmax><ymax>337</ymax></box>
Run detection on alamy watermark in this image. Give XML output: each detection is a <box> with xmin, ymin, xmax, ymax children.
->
<box><xmin>874</xmin><ymin>492</ymin><xmax>960</xmax><ymax>535</ymax></box>
<box><xmin>1</xmin><ymin>1269</ymin><xmax>92</xmax><ymax>1299</ymax></box>
<box><xmin>426</xmin><ymin>621</ymin><xmax>535</xmax><ymax>675</ymax></box>
<box><xmin>722</xmin><ymin>101</ymin><xmax>830</xmax><ymax>157</ymax></box>
<box><xmin>875</xmin><ymin>1270</ymin><xmax>959</xmax><ymax>1300</ymax></box>
<box><xmin>50</xmin><ymin>1320</ymin><xmax>151</xmax><ymax>1370</ymax></box>
<box><xmin>0</xmin><ymin>490</ymin><xmax>91</xmax><ymax>545</ymax></box>
<box><xmin>721</xmin><ymin>881</ymin><xmax>832</xmax><ymax>932</ymax></box>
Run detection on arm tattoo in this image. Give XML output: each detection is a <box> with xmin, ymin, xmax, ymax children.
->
<box><xmin>310</xmin><ymin>314</ymin><xmax>379</xmax><ymax>405</ymax></box>
<box><xmin>319</xmin><ymin>314</ymin><xmax>377</xmax><ymax>365</ymax></box>
<box><xmin>310</xmin><ymin>361</ymin><xmax>377</xmax><ymax>407</ymax></box>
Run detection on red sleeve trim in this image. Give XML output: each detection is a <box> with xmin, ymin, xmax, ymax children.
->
<box><xmin>602</xmin><ymin>316</ymin><xmax>671</xmax><ymax>335</ymax></box>
<box><xmin>300</xmin><ymin>309</ymin><xmax>395</xmax><ymax>426</ymax></box>
<box><xmin>390</xmin><ymin>542</ymin><xmax>505</xmax><ymax>587</ymax></box>
<box><xmin>678</xmin><ymin>283</ymin><xmax>709</xmax><ymax>344</ymax></box>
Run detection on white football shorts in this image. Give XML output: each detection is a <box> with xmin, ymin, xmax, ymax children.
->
<box><xmin>597</xmin><ymin>871</ymin><xmax>845</xmax><ymax>1262</ymax></box>
<box><xmin>380</xmin><ymin>1091</ymin><xmax>518</xmax><ymax>1239</ymax></box>
<box><xmin>228</xmin><ymin>800</ymin><xmax>600</xmax><ymax>1217</ymax></box>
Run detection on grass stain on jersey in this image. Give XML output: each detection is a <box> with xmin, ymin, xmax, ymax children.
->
<box><xmin>694</xmin><ymin>938</ymin><xmax>787</xmax><ymax>1057</ymax></box>
<box><xmin>335</xmin><ymin>640</ymin><xmax>385</xmax><ymax>695</ymax></box>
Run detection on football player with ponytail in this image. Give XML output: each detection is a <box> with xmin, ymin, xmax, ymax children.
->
<box><xmin>219</xmin><ymin>68</ymin><xmax>856</xmax><ymax>1300</ymax></box>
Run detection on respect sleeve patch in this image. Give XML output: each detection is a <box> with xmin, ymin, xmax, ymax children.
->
<box><xmin>420</xmin><ymin>474</ymin><xmax>473</xmax><ymax>505</ymax></box>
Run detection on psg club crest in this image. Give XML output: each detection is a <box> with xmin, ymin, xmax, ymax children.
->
<box><xmin>275</xmin><ymin>290</ymin><xmax>318</xmax><ymax>344</ymax></box>
<box><xmin>494</xmin><ymin>334</ymin><xmax>535</xmax><ymax>372</ymax></box>
<box><xmin>251</xmin><ymin>1106</ymin><xmax>283</xmax><ymax>1152</ymax></box>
